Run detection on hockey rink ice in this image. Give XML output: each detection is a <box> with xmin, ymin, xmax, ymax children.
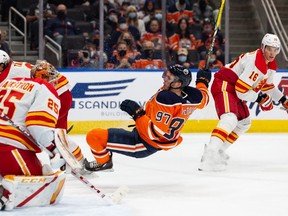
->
<box><xmin>2</xmin><ymin>133</ymin><xmax>288</xmax><ymax>216</ymax></box>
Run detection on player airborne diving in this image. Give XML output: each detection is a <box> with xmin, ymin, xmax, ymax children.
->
<box><xmin>84</xmin><ymin>65</ymin><xmax>212</xmax><ymax>172</ymax></box>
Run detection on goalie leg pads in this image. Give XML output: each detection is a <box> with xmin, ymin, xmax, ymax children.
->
<box><xmin>1</xmin><ymin>171</ymin><xmax>66</xmax><ymax>210</ymax></box>
<box><xmin>66</xmin><ymin>137</ymin><xmax>84</xmax><ymax>162</ymax></box>
<box><xmin>54</xmin><ymin>128</ymin><xmax>82</xmax><ymax>170</ymax></box>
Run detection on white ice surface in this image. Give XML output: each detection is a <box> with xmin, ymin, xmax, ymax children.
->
<box><xmin>2</xmin><ymin>133</ymin><xmax>288</xmax><ymax>216</ymax></box>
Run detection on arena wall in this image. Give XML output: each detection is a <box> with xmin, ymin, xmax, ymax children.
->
<box><xmin>59</xmin><ymin>69</ymin><xmax>288</xmax><ymax>134</ymax></box>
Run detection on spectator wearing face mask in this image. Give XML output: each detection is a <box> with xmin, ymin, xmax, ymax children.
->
<box><xmin>77</xmin><ymin>49</ymin><xmax>99</xmax><ymax>68</ymax></box>
<box><xmin>153</xmin><ymin>7</ymin><xmax>163</xmax><ymax>23</ymax></box>
<box><xmin>26</xmin><ymin>1</ymin><xmax>57</xmax><ymax>50</ymax></box>
<box><xmin>106</xmin><ymin>40</ymin><xmax>135</xmax><ymax>69</ymax></box>
<box><xmin>134</xmin><ymin>40</ymin><xmax>163</xmax><ymax>69</ymax></box>
<box><xmin>117</xmin><ymin>31</ymin><xmax>141</xmax><ymax>61</ymax></box>
<box><xmin>104</xmin><ymin>8</ymin><xmax>119</xmax><ymax>37</ymax></box>
<box><xmin>192</xmin><ymin>0</ymin><xmax>216</xmax><ymax>23</ymax></box>
<box><xmin>169</xmin><ymin>17</ymin><xmax>200</xmax><ymax>51</ymax></box>
<box><xmin>167</xmin><ymin>0</ymin><xmax>195</xmax><ymax>27</ymax></box>
<box><xmin>118</xmin><ymin>1</ymin><xmax>131</xmax><ymax>17</ymax></box>
<box><xmin>198</xmin><ymin>52</ymin><xmax>223</xmax><ymax>70</ymax></box>
<box><xmin>44</xmin><ymin>4</ymin><xmax>80</xmax><ymax>46</ymax></box>
<box><xmin>197</xmin><ymin>18</ymin><xmax>224</xmax><ymax>60</ymax></box>
<box><xmin>126</xmin><ymin>5</ymin><xmax>146</xmax><ymax>37</ymax></box>
<box><xmin>171</xmin><ymin>48</ymin><xmax>198</xmax><ymax>69</ymax></box>
<box><xmin>108</xmin><ymin>17</ymin><xmax>141</xmax><ymax>56</ymax></box>
<box><xmin>140</xmin><ymin>0</ymin><xmax>158</xmax><ymax>24</ymax></box>
<box><xmin>84</xmin><ymin>30</ymin><xmax>108</xmax><ymax>67</ymax></box>
<box><xmin>141</xmin><ymin>18</ymin><xmax>169</xmax><ymax>50</ymax></box>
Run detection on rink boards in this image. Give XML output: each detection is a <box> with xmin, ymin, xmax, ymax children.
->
<box><xmin>59</xmin><ymin>69</ymin><xmax>288</xmax><ymax>134</ymax></box>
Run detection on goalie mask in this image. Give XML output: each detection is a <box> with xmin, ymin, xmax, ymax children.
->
<box><xmin>166</xmin><ymin>64</ymin><xmax>192</xmax><ymax>88</ymax></box>
<box><xmin>261</xmin><ymin>33</ymin><xmax>281</xmax><ymax>54</ymax></box>
<box><xmin>0</xmin><ymin>50</ymin><xmax>11</xmax><ymax>72</ymax></box>
<box><xmin>31</xmin><ymin>60</ymin><xmax>59</xmax><ymax>86</ymax></box>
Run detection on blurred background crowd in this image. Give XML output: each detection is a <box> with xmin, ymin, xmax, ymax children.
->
<box><xmin>0</xmin><ymin>0</ymin><xmax>227</xmax><ymax>69</ymax></box>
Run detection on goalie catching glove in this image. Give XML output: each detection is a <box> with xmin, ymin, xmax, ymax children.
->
<box><xmin>256</xmin><ymin>93</ymin><xmax>273</xmax><ymax>111</ymax></box>
<box><xmin>120</xmin><ymin>99</ymin><xmax>145</xmax><ymax>120</ymax></box>
<box><xmin>196</xmin><ymin>69</ymin><xmax>211</xmax><ymax>87</ymax></box>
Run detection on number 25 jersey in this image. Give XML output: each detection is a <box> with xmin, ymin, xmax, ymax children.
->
<box><xmin>0</xmin><ymin>78</ymin><xmax>60</xmax><ymax>152</ymax></box>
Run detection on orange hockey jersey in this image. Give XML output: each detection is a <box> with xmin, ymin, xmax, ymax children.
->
<box><xmin>135</xmin><ymin>83</ymin><xmax>209</xmax><ymax>150</ymax></box>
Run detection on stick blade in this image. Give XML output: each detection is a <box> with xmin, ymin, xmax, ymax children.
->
<box><xmin>108</xmin><ymin>185</ymin><xmax>130</xmax><ymax>205</ymax></box>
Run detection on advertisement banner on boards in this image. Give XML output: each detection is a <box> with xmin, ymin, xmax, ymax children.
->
<box><xmin>61</xmin><ymin>70</ymin><xmax>288</xmax><ymax>121</ymax></box>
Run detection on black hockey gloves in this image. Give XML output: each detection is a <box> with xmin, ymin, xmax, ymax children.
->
<box><xmin>256</xmin><ymin>93</ymin><xmax>273</xmax><ymax>111</ymax></box>
<box><xmin>196</xmin><ymin>69</ymin><xmax>211</xmax><ymax>87</ymax></box>
<box><xmin>120</xmin><ymin>99</ymin><xmax>145</xmax><ymax>120</ymax></box>
<box><xmin>279</xmin><ymin>95</ymin><xmax>288</xmax><ymax>111</ymax></box>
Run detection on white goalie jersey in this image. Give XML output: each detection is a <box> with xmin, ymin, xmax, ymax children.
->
<box><xmin>0</xmin><ymin>77</ymin><xmax>60</xmax><ymax>152</ymax></box>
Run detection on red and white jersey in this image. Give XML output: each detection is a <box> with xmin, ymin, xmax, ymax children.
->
<box><xmin>0</xmin><ymin>78</ymin><xmax>60</xmax><ymax>152</ymax></box>
<box><xmin>0</xmin><ymin>61</ymin><xmax>71</xmax><ymax>97</ymax></box>
<box><xmin>0</xmin><ymin>62</ymin><xmax>71</xmax><ymax>130</ymax></box>
<box><xmin>55</xmin><ymin>73</ymin><xmax>70</xmax><ymax>96</ymax></box>
<box><xmin>0</xmin><ymin>61</ymin><xmax>34</xmax><ymax>83</ymax></box>
<box><xmin>54</xmin><ymin>74</ymin><xmax>72</xmax><ymax>130</ymax></box>
<box><xmin>215</xmin><ymin>49</ymin><xmax>283</xmax><ymax>102</ymax></box>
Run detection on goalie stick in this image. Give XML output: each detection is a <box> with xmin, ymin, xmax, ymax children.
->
<box><xmin>204</xmin><ymin>0</ymin><xmax>225</xmax><ymax>69</ymax></box>
<box><xmin>0</xmin><ymin>111</ymin><xmax>129</xmax><ymax>205</ymax></box>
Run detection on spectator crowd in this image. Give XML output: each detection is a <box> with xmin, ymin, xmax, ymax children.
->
<box><xmin>0</xmin><ymin>0</ymin><xmax>226</xmax><ymax>69</ymax></box>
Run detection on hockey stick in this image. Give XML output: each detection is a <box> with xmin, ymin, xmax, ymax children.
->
<box><xmin>204</xmin><ymin>0</ymin><xmax>226</xmax><ymax>69</ymax></box>
<box><xmin>0</xmin><ymin>111</ymin><xmax>129</xmax><ymax>205</ymax></box>
<box><xmin>67</xmin><ymin>124</ymin><xmax>74</xmax><ymax>134</ymax></box>
<box><xmin>71</xmin><ymin>170</ymin><xmax>129</xmax><ymax>205</ymax></box>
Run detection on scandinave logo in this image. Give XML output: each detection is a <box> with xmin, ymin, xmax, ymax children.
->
<box><xmin>70</xmin><ymin>78</ymin><xmax>135</xmax><ymax>109</ymax></box>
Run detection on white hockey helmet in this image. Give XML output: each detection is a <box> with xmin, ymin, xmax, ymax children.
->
<box><xmin>0</xmin><ymin>50</ymin><xmax>11</xmax><ymax>71</ymax></box>
<box><xmin>31</xmin><ymin>60</ymin><xmax>59</xmax><ymax>86</ymax></box>
<box><xmin>261</xmin><ymin>33</ymin><xmax>281</xmax><ymax>54</ymax></box>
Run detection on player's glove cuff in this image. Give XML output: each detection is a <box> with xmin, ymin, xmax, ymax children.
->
<box><xmin>279</xmin><ymin>95</ymin><xmax>288</xmax><ymax>110</ymax></box>
<box><xmin>120</xmin><ymin>99</ymin><xmax>145</xmax><ymax>121</ymax></box>
<box><xmin>196</xmin><ymin>69</ymin><xmax>211</xmax><ymax>87</ymax></box>
<box><xmin>257</xmin><ymin>94</ymin><xmax>273</xmax><ymax>111</ymax></box>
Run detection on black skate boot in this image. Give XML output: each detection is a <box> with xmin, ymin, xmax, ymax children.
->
<box><xmin>84</xmin><ymin>156</ymin><xmax>113</xmax><ymax>172</ymax></box>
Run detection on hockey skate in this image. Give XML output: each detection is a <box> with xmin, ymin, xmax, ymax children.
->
<box><xmin>84</xmin><ymin>157</ymin><xmax>113</xmax><ymax>172</ymax></box>
<box><xmin>198</xmin><ymin>144</ymin><xmax>228</xmax><ymax>172</ymax></box>
<box><xmin>75</xmin><ymin>158</ymin><xmax>94</xmax><ymax>175</ymax></box>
